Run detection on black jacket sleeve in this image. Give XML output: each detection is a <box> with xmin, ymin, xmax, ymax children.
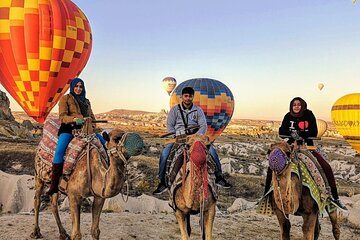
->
<box><xmin>279</xmin><ymin>113</ymin><xmax>291</xmax><ymax>137</ymax></box>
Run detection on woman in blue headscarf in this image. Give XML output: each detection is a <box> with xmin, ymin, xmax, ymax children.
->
<box><xmin>47</xmin><ymin>78</ymin><xmax>105</xmax><ymax>195</ymax></box>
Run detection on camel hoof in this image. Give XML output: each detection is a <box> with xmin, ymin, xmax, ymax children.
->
<box><xmin>59</xmin><ymin>232</ymin><xmax>70</xmax><ymax>240</ymax></box>
<box><xmin>30</xmin><ymin>228</ymin><xmax>43</xmax><ymax>239</ymax></box>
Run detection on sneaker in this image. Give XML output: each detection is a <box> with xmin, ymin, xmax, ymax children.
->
<box><xmin>153</xmin><ymin>182</ymin><xmax>167</xmax><ymax>195</ymax></box>
<box><xmin>215</xmin><ymin>175</ymin><xmax>232</xmax><ymax>189</ymax></box>
<box><xmin>331</xmin><ymin>198</ymin><xmax>348</xmax><ymax>211</ymax></box>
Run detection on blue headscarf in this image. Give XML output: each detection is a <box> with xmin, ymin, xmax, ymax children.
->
<box><xmin>69</xmin><ymin>78</ymin><xmax>90</xmax><ymax>117</ymax></box>
<box><xmin>70</xmin><ymin>78</ymin><xmax>86</xmax><ymax>101</ymax></box>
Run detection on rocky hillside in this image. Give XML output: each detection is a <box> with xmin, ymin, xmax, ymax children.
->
<box><xmin>0</xmin><ymin>90</ymin><xmax>33</xmax><ymax>139</ymax></box>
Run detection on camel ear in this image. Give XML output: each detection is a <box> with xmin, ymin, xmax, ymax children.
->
<box><xmin>290</xmin><ymin>144</ymin><xmax>294</xmax><ymax>152</ymax></box>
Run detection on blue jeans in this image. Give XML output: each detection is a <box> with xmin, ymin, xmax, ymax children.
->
<box><xmin>96</xmin><ymin>133</ymin><xmax>106</xmax><ymax>145</ymax></box>
<box><xmin>209</xmin><ymin>144</ymin><xmax>222</xmax><ymax>177</ymax></box>
<box><xmin>53</xmin><ymin>133</ymin><xmax>74</xmax><ymax>164</ymax></box>
<box><xmin>53</xmin><ymin>133</ymin><xmax>107</xmax><ymax>164</ymax></box>
<box><xmin>158</xmin><ymin>143</ymin><xmax>222</xmax><ymax>181</ymax></box>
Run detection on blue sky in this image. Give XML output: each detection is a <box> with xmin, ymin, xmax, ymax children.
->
<box><xmin>4</xmin><ymin>0</ymin><xmax>360</xmax><ymax>121</ymax></box>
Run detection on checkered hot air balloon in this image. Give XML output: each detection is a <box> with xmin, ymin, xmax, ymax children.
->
<box><xmin>170</xmin><ymin>78</ymin><xmax>235</xmax><ymax>142</ymax></box>
<box><xmin>0</xmin><ymin>0</ymin><xmax>92</xmax><ymax>123</ymax></box>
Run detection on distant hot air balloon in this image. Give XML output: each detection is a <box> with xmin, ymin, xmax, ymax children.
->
<box><xmin>318</xmin><ymin>83</ymin><xmax>324</xmax><ymax>91</ymax></box>
<box><xmin>0</xmin><ymin>0</ymin><xmax>92</xmax><ymax>123</ymax></box>
<box><xmin>162</xmin><ymin>77</ymin><xmax>177</xmax><ymax>95</ymax></box>
<box><xmin>170</xmin><ymin>78</ymin><xmax>234</xmax><ymax>142</ymax></box>
<box><xmin>331</xmin><ymin>93</ymin><xmax>360</xmax><ymax>153</ymax></box>
<box><xmin>316</xmin><ymin>119</ymin><xmax>327</xmax><ymax>138</ymax></box>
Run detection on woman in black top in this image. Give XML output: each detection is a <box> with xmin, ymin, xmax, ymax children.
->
<box><xmin>263</xmin><ymin>97</ymin><xmax>347</xmax><ymax>210</ymax></box>
<box><xmin>279</xmin><ymin>97</ymin><xmax>317</xmax><ymax>146</ymax></box>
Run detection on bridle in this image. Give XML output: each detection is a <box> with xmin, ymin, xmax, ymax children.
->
<box><xmin>86</xmin><ymin>133</ymin><xmax>130</xmax><ymax>201</ymax></box>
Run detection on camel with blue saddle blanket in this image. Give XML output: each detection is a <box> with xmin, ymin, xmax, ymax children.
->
<box><xmin>166</xmin><ymin>133</ymin><xmax>217</xmax><ymax>240</ymax></box>
<box><xmin>257</xmin><ymin>141</ymin><xmax>340</xmax><ymax>240</ymax></box>
<box><xmin>31</xmin><ymin>118</ymin><xmax>144</xmax><ymax>240</ymax></box>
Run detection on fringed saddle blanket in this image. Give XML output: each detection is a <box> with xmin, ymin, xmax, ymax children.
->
<box><xmin>36</xmin><ymin>119</ymin><xmax>108</xmax><ymax>181</ymax></box>
<box><xmin>257</xmin><ymin>160</ymin><xmax>336</xmax><ymax>216</ymax></box>
<box><xmin>166</xmin><ymin>143</ymin><xmax>217</xmax><ymax>210</ymax></box>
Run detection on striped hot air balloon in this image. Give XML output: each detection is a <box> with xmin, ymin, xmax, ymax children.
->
<box><xmin>316</xmin><ymin>119</ymin><xmax>327</xmax><ymax>138</ymax></box>
<box><xmin>331</xmin><ymin>93</ymin><xmax>360</xmax><ymax>153</ymax></box>
<box><xmin>162</xmin><ymin>77</ymin><xmax>176</xmax><ymax>95</ymax></box>
<box><xmin>170</xmin><ymin>78</ymin><xmax>234</xmax><ymax>142</ymax></box>
<box><xmin>0</xmin><ymin>0</ymin><xmax>92</xmax><ymax>123</ymax></box>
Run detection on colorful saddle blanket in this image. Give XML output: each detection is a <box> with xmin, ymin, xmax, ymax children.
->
<box><xmin>37</xmin><ymin>119</ymin><xmax>107</xmax><ymax>176</ymax></box>
<box><xmin>257</xmin><ymin>159</ymin><xmax>336</xmax><ymax>216</ymax></box>
<box><xmin>166</xmin><ymin>143</ymin><xmax>217</xmax><ymax>210</ymax></box>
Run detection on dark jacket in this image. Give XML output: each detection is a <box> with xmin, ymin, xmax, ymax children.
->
<box><xmin>279</xmin><ymin>109</ymin><xmax>318</xmax><ymax>145</ymax></box>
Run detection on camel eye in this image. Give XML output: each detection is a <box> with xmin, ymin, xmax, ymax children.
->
<box><xmin>112</xmin><ymin>135</ymin><xmax>123</xmax><ymax>143</ymax></box>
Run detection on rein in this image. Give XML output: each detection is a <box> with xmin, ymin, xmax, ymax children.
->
<box><xmin>272</xmin><ymin>147</ymin><xmax>295</xmax><ymax>220</ymax></box>
<box><xmin>106</xmin><ymin>133</ymin><xmax>130</xmax><ymax>202</ymax></box>
<box><xmin>85</xmin><ymin>133</ymin><xmax>129</xmax><ymax>201</ymax></box>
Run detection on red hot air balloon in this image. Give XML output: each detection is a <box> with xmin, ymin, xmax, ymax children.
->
<box><xmin>170</xmin><ymin>78</ymin><xmax>235</xmax><ymax>142</ymax></box>
<box><xmin>0</xmin><ymin>0</ymin><xmax>92</xmax><ymax>123</ymax></box>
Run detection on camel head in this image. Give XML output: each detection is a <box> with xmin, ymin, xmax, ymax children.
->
<box><xmin>187</xmin><ymin>134</ymin><xmax>210</xmax><ymax>167</ymax></box>
<box><xmin>268</xmin><ymin>141</ymin><xmax>292</xmax><ymax>175</ymax></box>
<box><xmin>189</xmin><ymin>140</ymin><xmax>207</xmax><ymax>168</ymax></box>
<box><xmin>106</xmin><ymin>129</ymin><xmax>144</xmax><ymax>160</ymax></box>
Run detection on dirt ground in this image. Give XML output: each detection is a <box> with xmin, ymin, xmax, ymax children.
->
<box><xmin>1</xmin><ymin>209</ymin><xmax>359</xmax><ymax>240</ymax></box>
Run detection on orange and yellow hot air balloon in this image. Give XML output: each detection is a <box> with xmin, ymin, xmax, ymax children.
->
<box><xmin>316</xmin><ymin>119</ymin><xmax>327</xmax><ymax>138</ymax></box>
<box><xmin>331</xmin><ymin>93</ymin><xmax>360</xmax><ymax>153</ymax></box>
<box><xmin>170</xmin><ymin>78</ymin><xmax>234</xmax><ymax>142</ymax></box>
<box><xmin>0</xmin><ymin>0</ymin><xmax>92</xmax><ymax>123</ymax></box>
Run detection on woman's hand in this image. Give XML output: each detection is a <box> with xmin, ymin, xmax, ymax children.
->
<box><xmin>73</xmin><ymin>118</ymin><xmax>85</xmax><ymax>125</ymax></box>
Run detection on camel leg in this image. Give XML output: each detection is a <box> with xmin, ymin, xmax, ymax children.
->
<box><xmin>204</xmin><ymin>203</ymin><xmax>216</xmax><ymax>240</ymax></box>
<box><xmin>302</xmin><ymin>213</ymin><xmax>318</xmax><ymax>240</ymax></box>
<box><xmin>69</xmin><ymin>194</ymin><xmax>82</xmax><ymax>240</ymax></box>
<box><xmin>314</xmin><ymin>215</ymin><xmax>321</xmax><ymax>240</ymax></box>
<box><xmin>175</xmin><ymin>210</ymin><xmax>189</xmax><ymax>240</ymax></box>
<box><xmin>328</xmin><ymin>209</ymin><xmax>340</xmax><ymax>240</ymax></box>
<box><xmin>274</xmin><ymin>209</ymin><xmax>291</xmax><ymax>240</ymax></box>
<box><xmin>50</xmin><ymin>193</ymin><xmax>69</xmax><ymax>240</ymax></box>
<box><xmin>30</xmin><ymin>175</ymin><xmax>44</xmax><ymax>239</ymax></box>
<box><xmin>91</xmin><ymin>196</ymin><xmax>105</xmax><ymax>240</ymax></box>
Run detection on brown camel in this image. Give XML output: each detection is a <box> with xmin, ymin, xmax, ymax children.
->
<box><xmin>30</xmin><ymin>128</ymin><xmax>141</xmax><ymax>240</ymax></box>
<box><xmin>269</xmin><ymin>141</ymin><xmax>340</xmax><ymax>240</ymax></box>
<box><xmin>172</xmin><ymin>135</ymin><xmax>217</xmax><ymax>240</ymax></box>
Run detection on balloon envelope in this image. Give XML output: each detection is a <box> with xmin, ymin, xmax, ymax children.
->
<box><xmin>162</xmin><ymin>77</ymin><xmax>177</xmax><ymax>95</ymax></box>
<box><xmin>316</xmin><ymin>119</ymin><xmax>327</xmax><ymax>137</ymax></box>
<box><xmin>331</xmin><ymin>93</ymin><xmax>360</xmax><ymax>153</ymax></box>
<box><xmin>170</xmin><ymin>78</ymin><xmax>234</xmax><ymax>142</ymax></box>
<box><xmin>0</xmin><ymin>0</ymin><xmax>92</xmax><ymax>123</ymax></box>
<box><xmin>318</xmin><ymin>83</ymin><xmax>324</xmax><ymax>91</ymax></box>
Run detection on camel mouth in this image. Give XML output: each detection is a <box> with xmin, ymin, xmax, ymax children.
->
<box><xmin>268</xmin><ymin>147</ymin><xmax>289</xmax><ymax>174</ymax></box>
<box><xmin>189</xmin><ymin>141</ymin><xmax>207</xmax><ymax>167</ymax></box>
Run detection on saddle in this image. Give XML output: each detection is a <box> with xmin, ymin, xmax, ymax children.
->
<box><xmin>36</xmin><ymin>119</ymin><xmax>108</xmax><ymax>183</ymax></box>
